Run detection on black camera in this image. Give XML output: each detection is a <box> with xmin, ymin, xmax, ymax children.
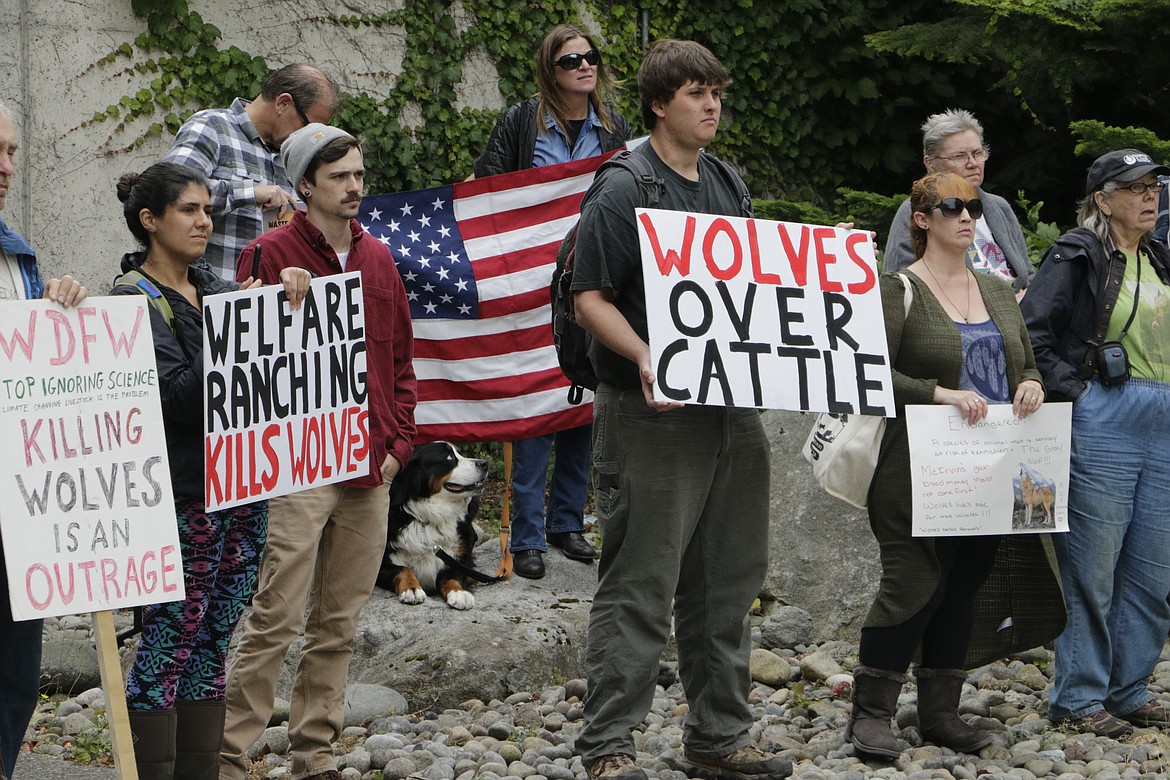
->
<box><xmin>1096</xmin><ymin>341</ymin><xmax>1131</xmax><ymax>386</ymax></box>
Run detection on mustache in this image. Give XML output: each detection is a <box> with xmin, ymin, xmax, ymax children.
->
<box><xmin>342</xmin><ymin>194</ymin><xmax>361</xmax><ymax>204</ymax></box>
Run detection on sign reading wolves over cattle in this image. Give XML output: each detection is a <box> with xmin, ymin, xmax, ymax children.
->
<box><xmin>636</xmin><ymin>209</ymin><xmax>893</xmax><ymax>414</ymax></box>
<box><xmin>202</xmin><ymin>272</ymin><xmax>370</xmax><ymax>511</ymax></box>
<box><xmin>0</xmin><ymin>297</ymin><xmax>183</xmax><ymax>620</ymax></box>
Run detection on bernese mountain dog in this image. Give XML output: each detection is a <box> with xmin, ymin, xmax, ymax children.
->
<box><xmin>376</xmin><ymin>441</ymin><xmax>489</xmax><ymax>610</ymax></box>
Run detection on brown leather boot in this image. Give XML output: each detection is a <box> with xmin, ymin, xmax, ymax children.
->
<box><xmin>846</xmin><ymin>665</ymin><xmax>907</xmax><ymax>759</ymax></box>
<box><xmin>915</xmin><ymin>668</ymin><xmax>992</xmax><ymax>754</ymax></box>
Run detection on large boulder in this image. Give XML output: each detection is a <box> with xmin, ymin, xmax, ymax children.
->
<box><xmin>255</xmin><ymin>545</ymin><xmax>597</xmax><ymax>711</ymax></box>
<box><xmin>761</xmin><ymin>410</ymin><xmax>881</xmax><ymax>643</ymax></box>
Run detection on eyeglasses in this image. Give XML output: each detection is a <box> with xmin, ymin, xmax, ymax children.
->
<box><xmin>552</xmin><ymin>49</ymin><xmax>600</xmax><ymax>71</ymax></box>
<box><xmin>289</xmin><ymin>95</ymin><xmax>312</xmax><ymax>127</ymax></box>
<box><xmin>921</xmin><ymin>197</ymin><xmax>984</xmax><ymax>219</ymax></box>
<box><xmin>1115</xmin><ymin>180</ymin><xmax>1167</xmax><ymax>195</ymax></box>
<box><xmin>934</xmin><ymin>148</ymin><xmax>990</xmax><ymax>165</ymax></box>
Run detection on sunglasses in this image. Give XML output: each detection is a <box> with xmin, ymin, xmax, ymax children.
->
<box><xmin>552</xmin><ymin>49</ymin><xmax>601</xmax><ymax>71</ymax></box>
<box><xmin>922</xmin><ymin>197</ymin><xmax>983</xmax><ymax>219</ymax></box>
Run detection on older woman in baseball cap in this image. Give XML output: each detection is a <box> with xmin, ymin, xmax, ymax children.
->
<box><xmin>1022</xmin><ymin>149</ymin><xmax>1170</xmax><ymax>738</ymax></box>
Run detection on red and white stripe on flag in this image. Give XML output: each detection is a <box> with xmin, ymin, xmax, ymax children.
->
<box><xmin>360</xmin><ymin>153</ymin><xmax>616</xmax><ymax>443</ymax></box>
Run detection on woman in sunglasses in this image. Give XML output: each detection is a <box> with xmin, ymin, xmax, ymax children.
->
<box><xmin>885</xmin><ymin>109</ymin><xmax>1033</xmax><ymax>298</ymax></box>
<box><xmin>1021</xmin><ymin>149</ymin><xmax>1170</xmax><ymax>738</ymax></box>
<box><xmin>847</xmin><ymin>171</ymin><xmax>1054</xmax><ymax>760</ymax></box>
<box><xmin>472</xmin><ymin>25</ymin><xmax>631</xmax><ymax>580</ymax></box>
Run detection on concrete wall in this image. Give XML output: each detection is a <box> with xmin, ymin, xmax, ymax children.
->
<box><xmin>0</xmin><ymin>0</ymin><xmax>504</xmax><ymax>290</ymax></box>
<box><xmin>1</xmin><ymin>2</ymin><xmax>883</xmax><ymax>642</ymax></box>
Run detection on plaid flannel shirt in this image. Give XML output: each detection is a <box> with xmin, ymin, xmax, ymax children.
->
<box><xmin>164</xmin><ymin>98</ymin><xmax>293</xmax><ymax>279</ymax></box>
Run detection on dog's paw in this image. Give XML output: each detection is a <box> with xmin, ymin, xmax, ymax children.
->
<box><xmin>398</xmin><ymin>588</ymin><xmax>427</xmax><ymax>605</ymax></box>
<box><xmin>446</xmin><ymin>590</ymin><xmax>475</xmax><ymax>610</ymax></box>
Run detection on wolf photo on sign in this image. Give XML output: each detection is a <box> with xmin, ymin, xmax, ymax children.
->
<box><xmin>1013</xmin><ymin>463</ymin><xmax>1056</xmax><ymax>530</ymax></box>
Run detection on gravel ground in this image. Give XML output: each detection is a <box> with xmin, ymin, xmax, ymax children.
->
<box><xmin>18</xmin><ymin>621</ymin><xmax>1170</xmax><ymax>780</ymax></box>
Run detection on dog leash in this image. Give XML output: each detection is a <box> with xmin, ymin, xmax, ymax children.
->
<box><xmin>495</xmin><ymin>441</ymin><xmax>514</xmax><ymax>578</ymax></box>
<box><xmin>432</xmin><ymin>545</ymin><xmax>503</xmax><ymax>584</ymax></box>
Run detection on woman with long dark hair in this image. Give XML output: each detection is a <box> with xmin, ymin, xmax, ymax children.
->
<box><xmin>114</xmin><ymin>161</ymin><xmax>308</xmax><ymax>780</ymax></box>
<box><xmin>474</xmin><ymin>25</ymin><xmax>632</xmax><ymax>579</ymax></box>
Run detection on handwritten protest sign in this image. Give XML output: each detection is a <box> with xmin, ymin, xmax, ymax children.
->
<box><xmin>906</xmin><ymin>403</ymin><xmax>1072</xmax><ymax>537</ymax></box>
<box><xmin>636</xmin><ymin>209</ymin><xmax>893</xmax><ymax>414</ymax></box>
<box><xmin>203</xmin><ymin>272</ymin><xmax>369</xmax><ymax>511</ymax></box>
<box><xmin>0</xmin><ymin>297</ymin><xmax>182</xmax><ymax>620</ymax></box>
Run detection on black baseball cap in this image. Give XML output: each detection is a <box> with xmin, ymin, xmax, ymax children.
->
<box><xmin>1085</xmin><ymin>149</ymin><xmax>1170</xmax><ymax>194</ymax></box>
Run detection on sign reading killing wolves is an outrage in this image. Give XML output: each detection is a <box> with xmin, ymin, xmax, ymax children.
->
<box><xmin>906</xmin><ymin>403</ymin><xmax>1071</xmax><ymax>537</ymax></box>
<box><xmin>203</xmin><ymin>272</ymin><xmax>369</xmax><ymax>511</ymax></box>
<box><xmin>636</xmin><ymin>209</ymin><xmax>893</xmax><ymax>413</ymax></box>
<box><xmin>0</xmin><ymin>297</ymin><xmax>183</xmax><ymax>620</ymax></box>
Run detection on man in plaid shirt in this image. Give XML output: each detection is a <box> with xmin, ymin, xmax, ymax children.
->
<box><xmin>164</xmin><ymin>63</ymin><xmax>339</xmax><ymax>279</ymax></box>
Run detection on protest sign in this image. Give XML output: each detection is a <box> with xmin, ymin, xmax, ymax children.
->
<box><xmin>906</xmin><ymin>403</ymin><xmax>1072</xmax><ymax>537</ymax></box>
<box><xmin>203</xmin><ymin>272</ymin><xmax>370</xmax><ymax>511</ymax></box>
<box><xmin>0</xmin><ymin>297</ymin><xmax>182</xmax><ymax>620</ymax></box>
<box><xmin>636</xmin><ymin>209</ymin><xmax>893</xmax><ymax>414</ymax></box>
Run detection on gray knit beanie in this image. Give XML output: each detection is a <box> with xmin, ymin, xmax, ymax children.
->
<box><xmin>281</xmin><ymin>123</ymin><xmax>355</xmax><ymax>191</ymax></box>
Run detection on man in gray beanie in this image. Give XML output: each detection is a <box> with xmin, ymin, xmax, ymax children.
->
<box><xmin>220</xmin><ymin>123</ymin><xmax>417</xmax><ymax>780</ymax></box>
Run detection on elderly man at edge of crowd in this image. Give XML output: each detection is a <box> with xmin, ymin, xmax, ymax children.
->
<box><xmin>0</xmin><ymin>98</ymin><xmax>87</xmax><ymax>780</ymax></box>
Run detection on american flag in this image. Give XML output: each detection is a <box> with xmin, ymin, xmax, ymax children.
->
<box><xmin>359</xmin><ymin>154</ymin><xmax>615</xmax><ymax>443</ymax></box>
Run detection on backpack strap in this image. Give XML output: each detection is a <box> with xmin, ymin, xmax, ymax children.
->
<box><xmin>112</xmin><ymin>270</ymin><xmax>176</xmax><ymax>335</ymax></box>
<box><xmin>597</xmin><ymin>150</ymin><xmax>663</xmax><ymax>209</ymax></box>
<box><xmin>700</xmin><ymin>151</ymin><xmax>753</xmax><ymax>218</ymax></box>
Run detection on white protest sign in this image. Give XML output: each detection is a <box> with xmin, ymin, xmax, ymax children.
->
<box><xmin>0</xmin><ymin>297</ymin><xmax>183</xmax><ymax>620</ymax></box>
<box><xmin>636</xmin><ymin>208</ymin><xmax>893</xmax><ymax>414</ymax></box>
<box><xmin>907</xmin><ymin>403</ymin><xmax>1072</xmax><ymax>537</ymax></box>
<box><xmin>203</xmin><ymin>272</ymin><xmax>370</xmax><ymax>511</ymax></box>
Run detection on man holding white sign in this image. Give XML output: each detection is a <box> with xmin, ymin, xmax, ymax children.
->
<box><xmin>570</xmin><ymin>41</ymin><xmax>790</xmax><ymax>780</ymax></box>
<box><xmin>220</xmin><ymin>124</ymin><xmax>416</xmax><ymax>780</ymax></box>
<box><xmin>0</xmin><ymin>99</ymin><xmax>88</xmax><ymax>780</ymax></box>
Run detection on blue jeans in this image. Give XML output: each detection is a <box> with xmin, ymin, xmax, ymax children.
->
<box><xmin>1</xmin><ymin>537</ymin><xmax>42</xmax><ymax>779</ymax></box>
<box><xmin>1048</xmin><ymin>379</ymin><xmax>1170</xmax><ymax>721</ymax></box>
<box><xmin>510</xmin><ymin>425</ymin><xmax>591</xmax><ymax>552</ymax></box>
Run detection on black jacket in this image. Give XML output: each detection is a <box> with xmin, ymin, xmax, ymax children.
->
<box><xmin>1021</xmin><ymin>228</ymin><xmax>1170</xmax><ymax>401</ymax></box>
<box><xmin>473</xmin><ymin>96</ymin><xmax>632</xmax><ymax>177</ymax></box>
<box><xmin>111</xmin><ymin>253</ymin><xmax>237</xmax><ymax>501</ymax></box>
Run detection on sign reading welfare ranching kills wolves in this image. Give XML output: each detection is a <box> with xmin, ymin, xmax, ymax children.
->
<box><xmin>203</xmin><ymin>272</ymin><xmax>370</xmax><ymax>511</ymax></box>
<box><xmin>636</xmin><ymin>209</ymin><xmax>894</xmax><ymax>414</ymax></box>
<box><xmin>0</xmin><ymin>297</ymin><xmax>183</xmax><ymax>620</ymax></box>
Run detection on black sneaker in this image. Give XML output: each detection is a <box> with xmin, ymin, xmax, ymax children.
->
<box><xmin>682</xmin><ymin>745</ymin><xmax>793</xmax><ymax>779</ymax></box>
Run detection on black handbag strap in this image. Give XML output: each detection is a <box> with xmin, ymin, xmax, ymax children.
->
<box><xmin>1080</xmin><ymin>247</ymin><xmax>1138</xmax><ymax>379</ymax></box>
<box><xmin>1116</xmin><ymin>248</ymin><xmax>1142</xmax><ymax>341</ymax></box>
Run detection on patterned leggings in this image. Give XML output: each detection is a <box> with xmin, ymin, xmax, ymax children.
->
<box><xmin>125</xmin><ymin>500</ymin><xmax>268</xmax><ymax>710</ymax></box>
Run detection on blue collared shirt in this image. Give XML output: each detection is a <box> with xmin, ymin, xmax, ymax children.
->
<box><xmin>0</xmin><ymin>216</ymin><xmax>44</xmax><ymax>300</ymax></box>
<box><xmin>532</xmin><ymin>102</ymin><xmax>605</xmax><ymax>168</ymax></box>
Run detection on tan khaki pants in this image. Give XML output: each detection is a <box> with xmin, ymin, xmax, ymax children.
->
<box><xmin>219</xmin><ymin>481</ymin><xmax>389</xmax><ymax>780</ymax></box>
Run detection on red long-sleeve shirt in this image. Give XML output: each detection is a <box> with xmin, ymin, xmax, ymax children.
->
<box><xmin>236</xmin><ymin>210</ymin><xmax>417</xmax><ymax>486</ymax></box>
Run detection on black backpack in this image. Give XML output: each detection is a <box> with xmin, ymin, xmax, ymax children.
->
<box><xmin>551</xmin><ymin>149</ymin><xmax>752</xmax><ymax>404</ymax></box>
